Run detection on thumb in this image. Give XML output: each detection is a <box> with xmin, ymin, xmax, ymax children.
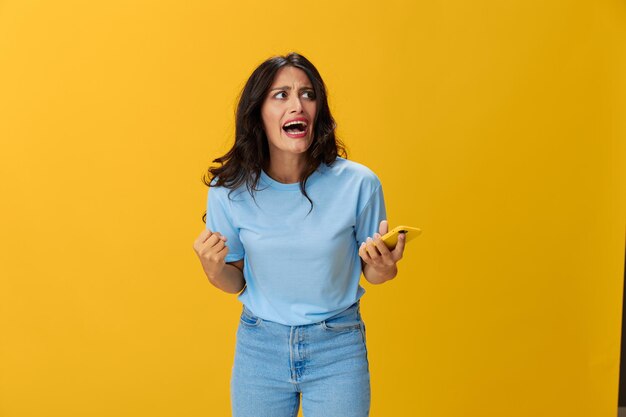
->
<box><xmin>213</xmin><ymin>232</ymin><xmax>228</xmax><ymax>242</ymax></box>
<box><xmin>393</xmin><ymin>232</ymin><xmax>406</xmax><ymax>258</ymax></box>
<box><xmin>379</xmin><ymin>220</ymin><xmax>389</xmax><ymax>236</ymax></box>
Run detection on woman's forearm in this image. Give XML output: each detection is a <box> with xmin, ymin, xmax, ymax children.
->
<box><xmin>363</xmin><ymin>262</ymin><xmax>397</xmax><ymax>285</ymax></box>
<box><xmin>205</xmin><ymin>263</ymin><xmax>246</xmax><ymax>294</ymax></box>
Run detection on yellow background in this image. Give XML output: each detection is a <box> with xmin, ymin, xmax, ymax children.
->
<box><xmin>1</xmin><ymin>1</ymin><xmax>624</xmax><ymax>416</ymax></box>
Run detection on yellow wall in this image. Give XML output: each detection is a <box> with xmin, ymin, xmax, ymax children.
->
<box><xmin>0</xmin><ymin>1</ymin><xmax>624</xmax><ymax>416</ymax></box>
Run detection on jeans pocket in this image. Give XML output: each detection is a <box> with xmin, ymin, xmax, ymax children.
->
<box><xmin>359</xmin><ymin>321</ymin><xmax>367</xmax><ymax>344</ymax></box>
<box><xmin>240</xmin><ymin>307</ymin><xmax>261</xmax><ymax>327</ymax></box>
<box><xmin>321</xmin><ymin>303</ymin><xmax>362</xmax><ymax>332</ymax></box>
<box><xmin>321</xmin><ymin>318</ymin><xmax>362</xmax><ymax>332</ymax></box>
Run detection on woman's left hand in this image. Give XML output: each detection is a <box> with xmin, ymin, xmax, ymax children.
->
<box><xmin>359</xmin><ymin>220</ymin><xmax>405</xmax><ymax>281</ymax></box>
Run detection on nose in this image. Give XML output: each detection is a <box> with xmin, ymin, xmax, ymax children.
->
<box><xmin>288</xmin><ymin>94</ymin><xmax>303</xmax><ymax>113</ymax></box>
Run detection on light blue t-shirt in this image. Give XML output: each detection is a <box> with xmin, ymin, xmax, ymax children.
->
<box><xmin>205</xmin><ymin>157</ymin><xmax>386</xmax><ymax>325</ymax></box>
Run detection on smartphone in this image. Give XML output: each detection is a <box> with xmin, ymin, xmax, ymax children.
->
<box><xmin>381</xmin><ymin>225</ymin><xmax>422</xmax><ymax>249</ymax></box>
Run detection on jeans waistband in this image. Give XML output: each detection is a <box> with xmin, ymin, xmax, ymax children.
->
<box><xmin>242</xmin><ymin>300</ymin><xmax>361</xmax><ymax>326</ymax></box>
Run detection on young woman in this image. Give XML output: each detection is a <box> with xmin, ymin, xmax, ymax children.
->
<box><xmin>193</xmin><ymin>52</ymin><xmax>405</xmax><ymax>417</ymax></box>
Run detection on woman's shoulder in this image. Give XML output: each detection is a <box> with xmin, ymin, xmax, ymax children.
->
<box><xmin>326</xmin><ymin>157</ymin><xmax>381</xmax><ymax>184</ymax></box>
<box><xmin>207</xmin><ymin>176</ymin><xmax>248</xmax><ymax>200</ymax></box>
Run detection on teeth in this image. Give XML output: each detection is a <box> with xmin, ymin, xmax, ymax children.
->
<box><xmin>283</xmin><ymin>120</ymin><xmax>307</xmax><ymax>128</ymax></box>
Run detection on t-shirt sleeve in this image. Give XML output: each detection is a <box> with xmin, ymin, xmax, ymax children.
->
<box><xmin>355</xmin><ymin>182</ymin><xmax>387</xmax><ymax>246</ymax></box>
<box><xmin>205</xmin><ymin>185</ymin><xmax>245</xmax><ymax>262</ymax></box>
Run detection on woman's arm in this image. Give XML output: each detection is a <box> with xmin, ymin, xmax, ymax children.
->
<box><xmin>193</xmin><ymin>229</ymin><xmax>245</xmax><ymax>294</ymax></box>
<box><xmin>362</xmin><ymin>261</ymin><xmax>398</xmax><ymax>284</ymax></box>
<box><xmin>209</xmin><ymin>260</ymin><xmax>245</xmax><ymax>294</ymax></box>
<box><xmin>359</xmin><ymin>220</ymin><xmax>406</xmax><ymax>285</ymax></box>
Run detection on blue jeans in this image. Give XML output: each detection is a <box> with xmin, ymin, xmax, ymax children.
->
<box><xmin>231</xmin><ymin>301</ymin><xmax>371</xmax><ymax>417</ymax></box>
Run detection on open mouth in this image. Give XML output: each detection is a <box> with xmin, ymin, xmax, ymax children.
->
<box><xmin>282</xmin><ymin>120</ymin><xmax>308</xmax><ymax>137</ymax></box>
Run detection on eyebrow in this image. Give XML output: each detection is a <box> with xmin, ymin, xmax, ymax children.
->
<box><xmin>269</xmin><ymin>86</ymin><xmax>314</xmax><ymax>91</ymax></box>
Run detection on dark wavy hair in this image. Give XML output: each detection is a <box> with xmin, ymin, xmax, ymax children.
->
<box><xmin>201</xmin><ymin>52</ymin><xmax>346</xmax><ymax>223</ymax></box>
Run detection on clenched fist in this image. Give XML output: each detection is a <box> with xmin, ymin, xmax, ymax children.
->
<box><xmin>193</xmin><ymin>229</ymin><xmax>229</xmax><ymax>281</ymax></box>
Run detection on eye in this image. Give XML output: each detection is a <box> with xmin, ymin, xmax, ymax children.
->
<box><xmin>302</xmin><ymin>90</ymin><xmax>316</xmax><ymax>100</ymax></box>
<box><xmin>273</xmin><ymin>91</ymin><xmax>287</xmax><ymax>99</ymax></box>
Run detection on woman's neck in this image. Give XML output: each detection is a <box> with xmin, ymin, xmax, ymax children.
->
<box><xmin>265</xmin><ymin>155</ymin><xmax>306</xmax><ymax>184</ymax></box>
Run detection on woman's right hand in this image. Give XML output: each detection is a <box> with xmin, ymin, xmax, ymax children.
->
<box><xmin>193</xmin><ymin>229</ymin><xmax>229</xmax><ymax>280</ymax></box>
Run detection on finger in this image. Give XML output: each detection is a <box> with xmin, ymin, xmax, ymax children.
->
<box><xmin>216</xmin><ymin>243</ymin><xmax>229</xmax><ymax>257</ymax></box>
<box><xmin>365</xmin><ymin>238</ymin><xmax>381</xmax><ymax>260</ymax></box>
<box><xmin>194</xmin><ymin>229</ymin><xmax>213</xmax><ymax>250</ymax></box>
<box><xmin>204</xmin><ymin>233</ymin><xmax>223</xmax><ymax>249</ymax></box>
<box><xmin>379</xmin><ymin>220</ymin><xmax>389</xmax><ymax>236</ymax></box>
<box><xmin>212</xmin><ymin>231</ymin><xmax>227</xmax><ymax>242</ymax></box>
<box><xmin>200</xmin><ymin>228</ymin><xmax>214</xmax><ymax>243</ymax></box>
<box><xmin>372</xmin><ymin>235</ymin><xmax>394</xmax><ymax>265</ymax></box>
<box><xmin>392</xmin><ymin>232</ymin><xmax>406</xmax><ymax>260</ymax></box>
<box><xmin>212</xmin><ymin>238</ymin><xmax>226</xmax><ymax>252</ymax></box>
<box><xmin>195</xmin><ymin>228</ymin><xmax>211</xmax><ymax>242</ymax></box>
<box><xmin>359</xmin><ymin>242</ymin><xmax>372</xmax><ymax>263</ymax></box>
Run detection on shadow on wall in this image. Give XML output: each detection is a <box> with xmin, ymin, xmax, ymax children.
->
<box><xmin>618</xmin><ymin>249</ymin><xmax>626</xmax><ymax>404</ymax></box>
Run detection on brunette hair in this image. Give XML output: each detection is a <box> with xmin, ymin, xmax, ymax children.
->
<box><xmin>201</xmin><ymin>52</ymin><xmax>346</xmax><ymax>223</ymax></box>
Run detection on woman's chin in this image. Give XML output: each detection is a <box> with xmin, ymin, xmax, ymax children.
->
<box><xmin>282</xmin><ymin>138</ymin><xmax>313</xmax><ymax>154</ymax></box>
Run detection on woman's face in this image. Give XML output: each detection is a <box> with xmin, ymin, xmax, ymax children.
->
<box><xmin>261</xmin><ymin>66</ymin><xmax>317</xmax><ymax>161</ymax></box>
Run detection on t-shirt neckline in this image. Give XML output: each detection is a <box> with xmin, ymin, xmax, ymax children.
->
<box><xmin>260</xmin><ymin>170</ymin><xmax>302</xmax><ymax>191</ymax></box>
<box><xmin>260</xmin><ymin>163</ymin><xmax>328</xmax><ymax>191</ymax></box>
